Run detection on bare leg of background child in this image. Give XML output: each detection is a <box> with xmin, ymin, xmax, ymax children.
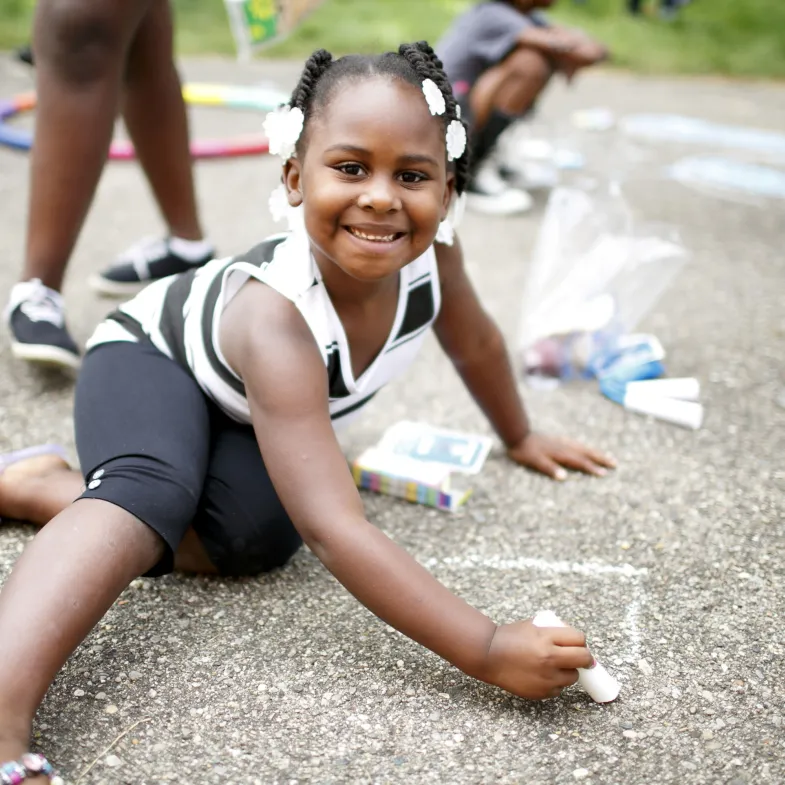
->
<box><xmin>24</xmin><ymin>0</ymin><xmax>158</xmax><ymax>291</ymax></box>
<box><xmin>460</xmin><ymin>48</ymin><xmax>552</xmax><ymax>213</ymax></box>
<box><xmin>468</xmin><ymin>47</ymin><xmax>552</xmax><ymax>141</ymax></box>
<box><xmin>121</xmin><ymin>0</ymin><xmax>203</xmax><ymax>242</ymax></box>
<box><xmin>0</xmin><ymin>456</ymin><xmax>217</xmax><ymax>775</ymax></box>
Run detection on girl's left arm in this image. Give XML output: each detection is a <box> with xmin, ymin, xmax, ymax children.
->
<box><xmin>433</xmin><ymin>239</ymin><xmax>615</xmax><ymax>480</ymax></box>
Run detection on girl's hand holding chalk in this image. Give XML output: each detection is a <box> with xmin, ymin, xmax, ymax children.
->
<box><xmin>506</xmin><ymin>432</ymin><xmax>617</xmax><ymax>481</ymax></box>
<box><xmin>478</xmin><ymin>620</ymin><xmax>594</xmax><ymax>700</ymax></box>
<box><xmin>532</xmin><ymin>611</ymin><xmax>621</xmax><ymax>703</ymax></box>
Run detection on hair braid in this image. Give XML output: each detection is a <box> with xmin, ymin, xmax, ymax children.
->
<box><xmin>290</xmin><ymin>49</ymin><xmax>334</xmax><ymax>113</ymax></box>
<box><xmin>398</xmin><ymin>42</ymin><xmax>471</xmax><ymax>195</ymax></box>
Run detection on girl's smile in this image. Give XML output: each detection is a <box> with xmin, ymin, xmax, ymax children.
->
<box><xmin>285</xmin><ymin>77</ymin><xmax>454</xmax><ymax>287</ymax></box>
<box><xmin>343</xmin><ymin>222</ymin><xmax>408</xmax><ymax>253</ymax></box>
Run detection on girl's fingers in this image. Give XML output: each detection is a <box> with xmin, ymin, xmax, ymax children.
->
<box><xmin>537</xmin><ymin>456</ymin><xmax>568</xmax><ymax>481</ymax></box>
<box><xmin>553</xmin><ymin>449</ymin><xmax>607</xmax><ymax>477</ymax></box>
<box><xmin>552</xmin><ymin>645</ymin><xmax>596</xmax><ymax>671</ymax></box>
<box><xmin>559</xmin><ymin>439</ymin><xmax>616</xmax><ymax>466</ymax></box>
<box><xmin>556</xmin><ymin>669</ymin><xmax>582</xmax><ymax>688</ymax></box>
<box><xmin>513</xmin><ymin>445</ymin><xmax>562</xmax><ymax>480</ymax></box>
<box><xmin>586</xmin><ymin>447</ymin><xmax>617</xmax><ymax>469</ymax></box>
<box><xmin>548</xmin><ymin>627</ymin><xmax>587</xmax><ymax>649</ymax></box>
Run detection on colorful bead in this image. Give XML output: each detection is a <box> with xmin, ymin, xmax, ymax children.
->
<box><xmin>0</xmin><ymin>761</ymin><xmax>26</xmax><ymax>785</ymax></box>
<box><xmin>0</xmin><ymin>754</ymin><xmax>61</xmax><ymax>784</ymax></box>
<box><xmin>20</xmin><ymin>756</ymin><xmax>43</xmax><ymax>774</ymax></box>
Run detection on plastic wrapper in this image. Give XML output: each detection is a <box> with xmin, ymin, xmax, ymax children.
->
<box><xmin>518</xmin><ymin>184</ymin><xmax>688</xmax><ymax>385</ymax></box>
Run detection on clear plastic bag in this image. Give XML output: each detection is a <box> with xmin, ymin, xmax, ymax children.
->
<box><xmin>518</xmin><ymin>183</ymin><xmax>688</xmax><ymax>385</ymax></box>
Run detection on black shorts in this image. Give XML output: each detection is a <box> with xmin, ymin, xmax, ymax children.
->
<box><xmin>74</xmin><ymin>340</ymin><xmax>302</xmax><ymax>577</ymax></box>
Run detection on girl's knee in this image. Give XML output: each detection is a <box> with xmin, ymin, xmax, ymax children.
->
<box><xmin>35</xmin><ymin>0</ymin><xmax>139</xmax><ymax>85</ymax></box>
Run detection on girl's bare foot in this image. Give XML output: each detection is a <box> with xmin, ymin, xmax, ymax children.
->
<box><xmin>0</xmin><ymin>453</ymin><xmax>73</xmax><ymax>523</ymax></box>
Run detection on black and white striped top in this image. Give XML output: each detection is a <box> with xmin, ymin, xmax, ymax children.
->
<box><xmin>87</xmin><ymin>231</ymin><xmax>442</xmax><ymax>428</ymax></box>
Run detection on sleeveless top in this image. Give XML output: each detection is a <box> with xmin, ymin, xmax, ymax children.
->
<box><xmin>86</xmin><ymin>231</ymin><xmax>442</xmax><ymax>428</ymax></box>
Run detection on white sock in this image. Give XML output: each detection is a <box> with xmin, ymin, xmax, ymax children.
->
<box><xmin>169</xmin><ymin>236</ymin><xmax>214</xmax><ymax>261</ymax></box>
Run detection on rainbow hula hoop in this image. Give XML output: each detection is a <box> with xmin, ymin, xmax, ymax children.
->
<box><xmin>0</xmin><ymin>83</ymin><xmax>288</xmax><ymax>160</ymax></box>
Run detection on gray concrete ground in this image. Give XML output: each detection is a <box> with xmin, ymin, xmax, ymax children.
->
<box><xmin>1</xmin><ymin>56</ymin><xmax>784</xmax><ymax>785</ymax></box>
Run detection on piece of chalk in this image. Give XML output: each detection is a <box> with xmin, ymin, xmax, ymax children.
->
<box><xmin>625</xmin><ymin>377</ymin><xmax>701</xmax><ymax>402</ymax></box>
<box><xmin>622</xmin><ymin>392</ymin><xmax>704</xmax><ymax>430</ymax></box>
<box><xmin>532</xmin><ymin>610</ymin><xmax>621</xmax><ymax>703</ymax></box>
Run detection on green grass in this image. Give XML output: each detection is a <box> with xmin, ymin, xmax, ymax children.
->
<box><xmin>2</xmin><ymin>0</ymin><xmax>785</xmax><ymax>78</ymax></box>
<box><xmin>553</xmin><ymin>0</ymin><xmax>785</xmax><ymax>78</ymax></box>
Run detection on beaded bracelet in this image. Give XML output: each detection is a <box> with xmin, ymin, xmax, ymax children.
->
<box><xmin>0</xmin><ymin>754</ymin><xmax>64</xmax><ymax>785</ymax></box>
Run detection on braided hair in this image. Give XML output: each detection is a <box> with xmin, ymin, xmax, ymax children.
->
<box><xmin>287</xmin><ymin>41</ymin><xmax>470</xmax><ymax>195</ymax></box>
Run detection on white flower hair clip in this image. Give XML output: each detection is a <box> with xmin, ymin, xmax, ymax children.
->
<box><xmin>421</xmin><ymin>79</ymin><xmax>466</xmax><ymax>162</ymax></box>
<box><xmin>263</xmin><ymin>104</ymin><xmax>305</xmax><ymax>160</ymax></box>
<box><xmin>446</xmin><ymin>119</ymin><xmax>467</xmax><ymax>162</ymax></box>
<box><xmin>268</xmin><ymin>182</ymin><xmax>305</xmax><ymax>233</ymax></box>
<box><xmin>435</xmin><ymin>191</ymin><xmax>467</xmax><ymax>246</ymax></box>
<box><xmin>421</xmin><ymin>79</ymin><xmax>446</xmax><ymax>116</ymax></box>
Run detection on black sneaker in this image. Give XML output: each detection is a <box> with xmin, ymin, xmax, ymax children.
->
<box><xmin>5</xmin><ymin>279</ymin><xmax>80</xmax><ymax>369</ymax></box>
<box><xmin>89</xmin><ymin>237</ymin><xmax>216</xmax><ymax>297</ymax></box>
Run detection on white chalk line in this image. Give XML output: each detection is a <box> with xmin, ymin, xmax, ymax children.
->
<box><xmin>622</xmin><ymin>582</ymin><xmax>645</xmax><ymax>661</ymax></box>
<box><xmin>426</xmin><ymin>553</ymin><xmax>647</xmax><ymax>662</ymax></box>
<box><xmin>426</xmin><ymin>554</ymin><xmax>647</xmax><ymax>579</ymax></box>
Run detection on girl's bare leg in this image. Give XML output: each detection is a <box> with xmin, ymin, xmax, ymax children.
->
<box><xmin>0</xmin><ymin>499</ymin><xmax>163</xmax><ymax>772</ymax></box>
<box><xmin>0</xmin><ymin>455</ymin><xmax>217</xmax><ymax>772</ymax></box>
<box><xmin>0</xmin><ymin>455</ymin><xmax>219</xmax><ymax>566</ymax></box>
<box><xmin>0</xmin><ymin>455</ymin><xmax>81</xmax><ymax>524</ymax></box>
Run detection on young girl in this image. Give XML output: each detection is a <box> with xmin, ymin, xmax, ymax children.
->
<box><xmin>0</xmin><ymin>42</ymin><xmax>614</xmax><ymax>783</ymax></box>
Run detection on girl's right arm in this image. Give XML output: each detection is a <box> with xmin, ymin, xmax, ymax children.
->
<box><xmin>220</xmin><ymin>281</ymin><xmax>593</xmax><ymax>700</ymax></box>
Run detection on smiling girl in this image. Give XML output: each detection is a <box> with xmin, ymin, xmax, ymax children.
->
<box><xmin>0</xmin><ymin>43</ymin><xmax>615</xmax><ymax>782</ymax></box>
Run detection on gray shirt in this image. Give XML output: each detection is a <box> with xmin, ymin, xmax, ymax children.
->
<box><xmin>437</xmin><ymin>1</ymin><xmax>549</xmax><ymax>87</ymax></box>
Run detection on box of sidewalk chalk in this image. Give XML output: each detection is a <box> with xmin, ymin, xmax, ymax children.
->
<box><xmin>351</xmin><ymin>421</ymin><xmax>493</xmax><ymax>513</ymax></box>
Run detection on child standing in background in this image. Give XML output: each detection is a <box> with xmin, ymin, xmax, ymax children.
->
<box><xmin>4</xmin><ymin>0</ymin><xmax>216</xmax><ymax>372</ymax></box>
<box><xmin>438</xmin><ymin>0</ymin><xmax>607</xmax><ymax>215</ymax></box>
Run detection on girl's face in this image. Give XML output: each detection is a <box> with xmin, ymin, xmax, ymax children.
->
<box><xmin>284</xmin><ymin>77</ymin><xmax>454</xmax><ymax>283</ymax></box>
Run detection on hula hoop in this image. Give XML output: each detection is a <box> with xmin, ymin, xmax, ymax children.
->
<box><xmin>0</xmin><ymin>83</ymin><xmax>288</xmax><ymax>160</ymax></box>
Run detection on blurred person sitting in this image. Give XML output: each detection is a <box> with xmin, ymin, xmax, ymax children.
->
<box><xmin>437</xmin><ymin>0</ymin><xmax>607</xmax><ymax>215</ymax></box>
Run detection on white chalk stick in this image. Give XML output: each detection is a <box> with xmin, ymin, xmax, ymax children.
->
<box><xmin>625</xmin><ymin>377</ymin><xmax>701</xmax><ymax>402</ymax></box>
<box><xmin>532</xmin><ymin>610</ymin><xmax>621</xmax><ymax>704</ymax></box>
<box><xmin>622</xmin><ymin>391</ymin><xmax>704</xmax><ymax>430</ymax></box>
